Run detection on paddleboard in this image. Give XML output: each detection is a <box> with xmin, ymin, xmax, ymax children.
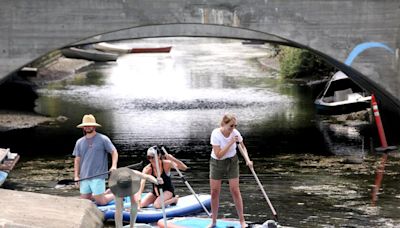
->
<box><xmin>0</xmin><ymin>171</ymin><xmax>8</xmax><ymax>186</ymax></box>
<box><xmin>98</xmin><ymin>195</ymin><xmax>133</xmax><ymax>212</ymax></box>
<box><xmin>103</xmin><ymin>194</ymin><xmax>211</xmax><ymax>223</ymax></box>
<box><xmin>157</xmin><ymin>217</ymin><xmax>242</xmax><ymax>228</ymax></box>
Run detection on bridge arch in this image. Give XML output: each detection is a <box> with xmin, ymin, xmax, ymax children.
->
<box><xmin>1</xmin><ymin>0</ymin><xmax>399</xmax><ymax>113</ymax></box>
<box><xmin>43</xmin><ymin>23</ymin><xmax>397</xmax><ymax>111</ymax></box>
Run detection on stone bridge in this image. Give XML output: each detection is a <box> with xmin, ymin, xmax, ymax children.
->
<box><xmin>1</xmin><ymin>0</ymin><xmax>399</xmax><ymax>112</ymax></box>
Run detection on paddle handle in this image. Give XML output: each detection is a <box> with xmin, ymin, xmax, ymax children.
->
<box><xmin>161</xmin><ymin>147</ymin><xmax>212</xmax><ymax>217</ymax></box>
<box><xmin>76</xmin><ymin>170</ymin><xmax>110</xmax><ymax>182</ymax></box>
<box><xmin>70</xmin><ymin>161</ymin><xmax>143</xmax><ymax>183</ymax></box>
<box><xmin>153</xmin><ymin>149</ymin><xmax>168</xmax><ymax>228</ymax></box>
<box><xmin>237</xmin><ymin>143</ymin><xmax>278</xmax><ymax>219</ymax></box>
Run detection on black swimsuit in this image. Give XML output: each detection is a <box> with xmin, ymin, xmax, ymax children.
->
<box><xmin>151</xmin><ymin>161</ymin><xmax>175</xmax><ymax>196</ymax></box>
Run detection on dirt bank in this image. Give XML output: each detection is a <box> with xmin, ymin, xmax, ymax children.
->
<box><xmin>0</xmin><ymin>110</ymin><xmax>56</xmax><ymax>131</ymax></box>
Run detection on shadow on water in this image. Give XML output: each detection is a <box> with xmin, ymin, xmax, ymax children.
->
<box><xmin>1</xmin><ymin>38</ymin><xmax>400</xmax><ymax>227</ymax></box>
<box><xmin>0</xmin><ymin>74</ymin><xmax>38</xmax><ymax>111</ymax></box>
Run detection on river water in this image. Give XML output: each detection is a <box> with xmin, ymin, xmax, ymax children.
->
<box><xmin>1</xmin><ymin>38</ymin><xmax>400</xmax><ymax>227</ymax></box>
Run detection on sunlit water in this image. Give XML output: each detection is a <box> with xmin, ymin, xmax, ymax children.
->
<box><xmin>1</xmin><ymin>38</ymin><xmax>400</xmax><ymax>227</ymax></box>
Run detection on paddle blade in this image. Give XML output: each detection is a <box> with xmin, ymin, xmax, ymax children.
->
<box><xmin>126</xmin><ymin>161</ymin><xmax>144</xmax><ymax>169</ymax></box>
<box><xmin>56</xmin><ymin>179</ymin><xmax>75</xmax><ymax>185</ymax></box>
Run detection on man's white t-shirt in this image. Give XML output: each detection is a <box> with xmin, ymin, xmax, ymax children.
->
<box><xmin>210</xmin><ymin>128</ymin><xmax>243</xmax><ymax>160</ymax></box>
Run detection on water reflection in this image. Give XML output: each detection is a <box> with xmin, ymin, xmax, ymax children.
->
<box><xmin>371</xmin><ymin>153</ymin><xmax>388</xmax><ymax>206</ymax></box>
<box><xmin>316</xmin><ymin>119</ymin><xmax>369</xmax><ymax>160</ymax></box>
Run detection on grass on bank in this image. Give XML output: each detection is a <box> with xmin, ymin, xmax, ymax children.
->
<box><xmin>278</xmin><ymin>46</ymin><xmax>335</xmax><ymax>79</ymax></box>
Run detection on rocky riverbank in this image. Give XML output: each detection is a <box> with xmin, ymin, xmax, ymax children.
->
<box><xmin>0</xmin><ymin>110</ymin><xmax>69</xmax><ymax>131</ymax></box>
<box><xmin>33</xmin><ymin>56</ymin><xmax>92</xmax><ymax>84</ymax></box>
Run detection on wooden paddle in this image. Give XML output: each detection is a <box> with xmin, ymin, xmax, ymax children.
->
<box><xmin>56</xmin><ymin>161</ymin><xmax>143</xmax><ymax>186</ymax></box>
<box><xmin>237</xmin><ymin>143</ymin><xmax>278</xmax><ymax>220</ymax></box>
<box><xmin>161</xmin><ymin>146</ymin><xmax>211</xmax><ymax>217</ymax></box>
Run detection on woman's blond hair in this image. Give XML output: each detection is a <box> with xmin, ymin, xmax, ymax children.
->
<box><xmin>220</xmin><ymin>113</ymin><xmax>237</xmax><ymax>126</ymax></box>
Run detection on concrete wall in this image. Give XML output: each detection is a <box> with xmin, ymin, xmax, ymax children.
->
<box><xmin>1</xmin><ymin>0</ymin><xmax>399</xmax><ymax>109</ymax></box>
<box><xmin>0</xmin><ymin>189</ymin><xmax>104</xmax><ymax>228</ymax></box>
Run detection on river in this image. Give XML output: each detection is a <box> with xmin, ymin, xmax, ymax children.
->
<box><xmin>1</xmin><ymin>38</ymin><xmax>400</xmax><ymax>227</ymax></box>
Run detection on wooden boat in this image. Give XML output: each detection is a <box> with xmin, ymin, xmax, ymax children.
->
<box><xmin>94</xmin><ymin>42</ymin><xmax>172</xmax><ymax>54</ymax></box>
<box><xmin>314</xmin><ymin>71</ymin><xmax>371</xmax><ymax>115</ymax></box>
<box><xmin>241</xmin><ymin>40</ymin><xmax>265</xmax><ymax>45</ymax></box>
<box><xmin>93</xmin><ymin>42</ymin><xmax>131</xmax><ymax>54</ymax></box>
<box><xmin>0</xmin><ymin>148</ymin><xmax>20</xmax><ymax>186</ymax></box>
<box><xmin>61</xmin><ymin>47</ymin><xmax>118</xmax><ymax>62</ymax></box>
<box><xmin>130</xmin><ymin>46</ymin><xmax>172</xmax><ymax>53</ymax></box>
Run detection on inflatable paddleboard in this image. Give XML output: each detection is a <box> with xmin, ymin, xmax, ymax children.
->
<box><xmin>157</xmin><ymin>217</ymin><xmax>242</xmax><ymax>228</ymax></box>
<box><xmin>0</xmin><ymin>171</ymin><xmax>8</xmax><ymax>186</ymax></box>
<box><xmin>103</xmin><ymin>194</ymin><xmax>211</xmax><ymax>223</ymax></box>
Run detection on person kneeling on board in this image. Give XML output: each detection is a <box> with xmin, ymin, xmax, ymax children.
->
<box><xmin>136</xmin><ymin>145</ymin><xmax>188</xmax><ymax>209</ymax></box>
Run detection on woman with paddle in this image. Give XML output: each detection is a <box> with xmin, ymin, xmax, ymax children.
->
<box><xmin>209</xmin><ymin>113</ymin><xmax>253</xmax><ymax>228</ymax></box>
<box><xmin>136</xmin><ymin>145</ymin><xmax>188</xmax><ymax>209</ymax></box>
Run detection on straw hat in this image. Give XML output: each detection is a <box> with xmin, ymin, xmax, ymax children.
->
<box><xmin>76</xmin><ymin>114</ymin><xmax>102</xmax><ymax>128</ymax></box>
<box><xmin>109</xmin><ymin>167</ymin><xmax>141</xmax><ymax>197</ymax></box>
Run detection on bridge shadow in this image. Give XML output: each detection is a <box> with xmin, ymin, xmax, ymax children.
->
<box><xmin>0</xmin><ymin>73</ymin><xmax>38</xmax><ymax>111</ymax></box>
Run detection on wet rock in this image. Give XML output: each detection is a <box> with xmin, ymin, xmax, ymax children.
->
<box><xmin>330</xmin><ymin>109</ymin><xmax>371</xmax><ymax>123</ymax></box>
<box><xmin>342</xmin><ymin>155</ymin><xmax>364</xmax><ymax>164</ymax></box>
<box><xmin>56</xmin><ymin>115</ymin><xmax>68</xmax><ymax>123</ymax></box>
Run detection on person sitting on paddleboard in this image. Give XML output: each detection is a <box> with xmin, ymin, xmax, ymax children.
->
<box><xmin>136</xmin><ymin>145</ymin><xmax>188</xmax><ymax>209</ymax></box>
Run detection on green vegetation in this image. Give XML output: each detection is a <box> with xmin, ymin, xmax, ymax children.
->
<box><xmin>278</xmin><ymin>46</ymin><xmax>335</xmax><ymax>79</ymax></box>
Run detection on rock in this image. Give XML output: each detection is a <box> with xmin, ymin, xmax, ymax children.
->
<box><xmin>0</xmin><ymin>189</ymin><xmax>104</xmax><ymax>228</ymax></box>
<box><xmin>56</xmin><ymin>115</ymin><xmax>68</xmax><ymax>123</ymax></box>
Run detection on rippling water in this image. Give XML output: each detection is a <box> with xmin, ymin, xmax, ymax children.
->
<box><xmin>1</xmin><ymin>38</ymin><xmax>400</xmax><ymax>227</ymax></box>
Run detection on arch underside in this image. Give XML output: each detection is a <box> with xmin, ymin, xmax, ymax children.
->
<box><xmin>68</xmin><ymin>23</ymin><xmax>400</xmax><ymax>111</ymax></box>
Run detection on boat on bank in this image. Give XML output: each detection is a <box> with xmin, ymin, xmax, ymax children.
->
<box><xmin>130</xmin><ymin>46</ymin><xmax>172</xmax><ymax>53</ymax></box>
<box><xmin>241</xmin><ymin>40</ymin><xmax>265</xmax><ymax>45</ymax></box>
<box><xmin>100</xmin><ymin>194</ymin><xmax>211</xmax><ymax>223</ymax></box>
<box><xmin>61</xmin><ymin>47</ymin><xmax>118</xmax><ymax>62</ymax></box>
<box><xmin>314</xmin><ymin>71</ymin><xmax>371</xmax><ymax>115</ymax></box>
<box><xmin>94</xmin><ymin>42</ymin><xmax>172</xmax><ymax>54</ymax></box>
<box><xmin>0</xmin><ymin>148</ymin><xmax>20</xmax><ymax>186</ymax></box>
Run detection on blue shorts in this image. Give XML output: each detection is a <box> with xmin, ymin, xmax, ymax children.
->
<box><xmin>80</xmin><ymin>178</ymin><xmax>106</xmax><ymax>196</ymax></box>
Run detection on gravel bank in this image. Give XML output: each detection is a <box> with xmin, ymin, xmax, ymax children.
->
<box><xmin>0</xmin><ymin>110</ymin><xmax>54</xmax><ymax>131</ymax></box>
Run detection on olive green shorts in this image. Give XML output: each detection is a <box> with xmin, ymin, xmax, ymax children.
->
<box><xmin>210</xmin><ymin>155</ymin><xmax>239</xmax><ymax>180</ymax></box>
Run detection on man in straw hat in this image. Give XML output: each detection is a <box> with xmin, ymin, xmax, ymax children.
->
<box><xmin>109</xmin><ymin>167</ymin><xmax>157</xmax><ymax>228</ymax></box>
<box><xmin>73</xmin><ymin>114</ymin><xmax>118</xmax><ymax>205</ymax></box>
